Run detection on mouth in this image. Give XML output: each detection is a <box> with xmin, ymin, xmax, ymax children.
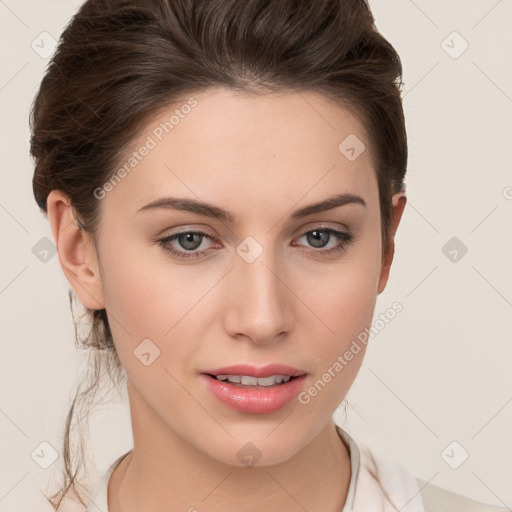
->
<box><xmin>201</xmin><ymin>366</ymin><xmax>306</xmax><ymax>414</ymax></box>
<box><xmin>200</xmin><ymin>364</ymin><xmax>308</xmax><ymax>413</ymax></box>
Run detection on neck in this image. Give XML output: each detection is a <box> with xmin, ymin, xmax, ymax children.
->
<box><xmin>108</xmin><ymin>383</ymin><xmax>352</xmax><ymax>512</ymax></box>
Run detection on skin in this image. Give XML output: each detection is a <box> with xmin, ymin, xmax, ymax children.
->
<box><xmin>47</xmin><ymin>87</ymin><xmax>406</xmax><ymax>512</ymax></box>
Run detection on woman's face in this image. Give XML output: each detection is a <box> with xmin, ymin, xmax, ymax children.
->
<box><xmin>84</xmin><ymin>87</ymin><xmax>399</xmax><ymax>466</ymax></box>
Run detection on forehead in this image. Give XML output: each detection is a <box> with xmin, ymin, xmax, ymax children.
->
<box><xmin>101</xmin><ymin>87</ymin><xmax>377</xmax><ymax>216</ymax></box>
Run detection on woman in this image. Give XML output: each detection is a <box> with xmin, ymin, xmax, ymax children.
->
<box><xmin>30</xmin><ymin>0</ymin><xmax>510</xmax><ymax>510</ymax></box>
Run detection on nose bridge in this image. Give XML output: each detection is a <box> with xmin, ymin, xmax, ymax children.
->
<box><xmin>225</xmin><ymin>237</ymin><xmax>292</xmax><ymax>343</ymax></box>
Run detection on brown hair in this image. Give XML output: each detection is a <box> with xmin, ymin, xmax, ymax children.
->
<box><xmin>30</xmin><ymin>0</ymin><xmax>407</xmax><ymax>508</ymax></box>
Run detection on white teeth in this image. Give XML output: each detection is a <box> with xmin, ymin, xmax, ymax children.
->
<box><xmin>241</xmin><ymin>375</ymin><xmax>258</xmax><ymax>385</ymax></box>
<box><xmin>257</xmin><ymin>376</ymin><xmax>279</xmax><ymax>386</ymax></box>
<box><xmin>214</xmin><ymin>374</ymin><xmax>292</xmax><ymax>386</ymax></box>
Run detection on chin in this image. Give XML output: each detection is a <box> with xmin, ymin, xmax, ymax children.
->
<box><xmin>200</xmin><ymin>427</ymin><xmax>307</xmax><ymax>469</ymax></box>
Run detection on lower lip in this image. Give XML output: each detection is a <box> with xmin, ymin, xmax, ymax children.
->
<box><xmin>201</xmin><ymin>374</ymin><xmax>307</xmax><ymax>414</ymax></box>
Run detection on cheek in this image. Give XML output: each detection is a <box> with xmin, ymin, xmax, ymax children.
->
<box><xmin>98</xmin><ymin>237</ymin><xmax>212</xmax><ymax>368</ymax></box>
<box><xmin>297</xmin><ymin>277</ymin><xmax>375</xmax><ymax>419</ymax></box>
<box><xmin>304</xmin><ymin>274</ymin><xmax>376</xmax><ymax>377</ymax></box>
<box><xmin>298</xmin><ymin>235</ymin><xmax>381</xmax><ymax>338</ymax></box>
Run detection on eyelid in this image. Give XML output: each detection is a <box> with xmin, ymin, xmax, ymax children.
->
<box><xmin>295</xmin><ymin>220</ymin><xmax>351</xmax><ymax>236</ymax></box>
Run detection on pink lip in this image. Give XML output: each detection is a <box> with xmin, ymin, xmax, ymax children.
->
<box><xmin>200</xmin><ymin>364</ymin><xmax>308</xmax><ymax>414</ymax></box>
<box><xmin>201</xmin><ymin>364</ymin><xmax>306</xmax><ymax>378</ymax></box>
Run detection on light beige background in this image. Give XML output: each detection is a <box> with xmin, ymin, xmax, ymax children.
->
<box><xmin>1</xmin><ymin>0</ymin><xmax>511</xmax><ymax>510</ymax></box>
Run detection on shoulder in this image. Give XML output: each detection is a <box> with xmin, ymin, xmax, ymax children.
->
<box><xmin>416</xmin><ymin>477</ymin><xmax>511</xmax><ymax>512</ymax></box>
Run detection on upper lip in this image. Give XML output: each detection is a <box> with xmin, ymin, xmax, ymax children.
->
<box><xmin>202</xmin><ymin>364</ymin><xmax>307</xmax><ymax>378</ymax></box>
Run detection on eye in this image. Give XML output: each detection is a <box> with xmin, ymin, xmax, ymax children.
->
<box><xmin>294</xmin><ymin>227</ymin><xmax>354</xmax><ymax>256</ymax></box>
<box><xmin>157</xmin><ymin>227</ymin><xmax>354</xmax><ymax>260</ymax></box>
<box><xmin>158</xmin><ymin>230</ymin><xmax>217</xmax><ymax>259</ymax></box>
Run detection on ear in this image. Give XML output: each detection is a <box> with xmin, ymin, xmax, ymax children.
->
<box><xmin>377</xmin><ymin>191</ymin><xmax>407</xmax><ymax>295</ymax></box>
<box><xmin>47</xmin><ymin>189</ymin><xmax>106</xmax><ymax>310</ymax></box>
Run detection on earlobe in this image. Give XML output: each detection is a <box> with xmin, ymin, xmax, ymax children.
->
<box><xmin>377</xmin><ymin>191</ymin><xmax>407</xmax><ymax>295</ymax></box>
<box><xmin>47</xmin><ymin>189</ymin><xmax>106</xmax><ymax>310</ymax></box>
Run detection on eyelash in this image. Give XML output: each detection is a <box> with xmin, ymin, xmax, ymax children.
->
<box><xmin>157</xmin><ymin>227</ymin><xmax>354</xmax><ymax>260</ymax></box>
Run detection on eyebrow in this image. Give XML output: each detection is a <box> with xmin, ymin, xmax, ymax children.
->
<box><xmin>136</xmin><ymin>193</ymin><xmax>366</xmax><ymax>223</ymax></box>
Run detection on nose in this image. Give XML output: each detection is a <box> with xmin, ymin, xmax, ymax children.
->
<box><xmin>223</xmin><ymin>243</ymin><xmax>294</xmax><ymax>345</ymax></box>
